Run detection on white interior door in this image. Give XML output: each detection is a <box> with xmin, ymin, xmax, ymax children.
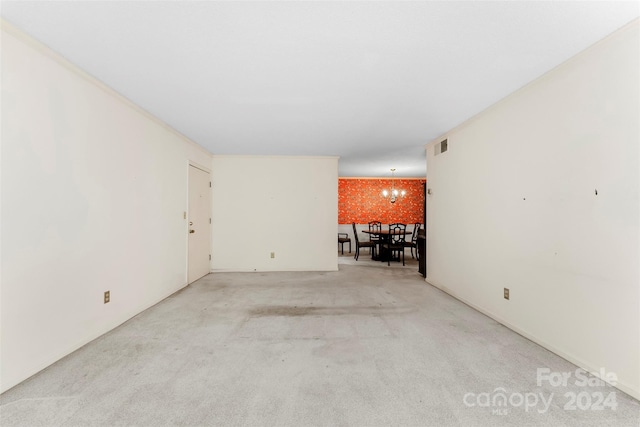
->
<box><xmin>188</xmin><ymin>165</ymin><xmax>211</xmax><ymax>284</ymax></box>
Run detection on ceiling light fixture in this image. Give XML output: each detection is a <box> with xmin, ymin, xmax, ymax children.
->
<box><xmin>381</xmin><ymin>168</ymin><xmax>405</xmax><ymax>203</ymax></box>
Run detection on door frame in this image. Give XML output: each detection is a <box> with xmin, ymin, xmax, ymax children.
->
<box><xmin>187</xmin><ymin>161</ymin><xmax>212</xmax><ymax>284</ymax></box>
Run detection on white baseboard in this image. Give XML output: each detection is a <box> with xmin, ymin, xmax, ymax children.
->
<box><xmin>426</xmin><ymin>279</ymin><xmax>640</xmax><ymax>402</ymax></box>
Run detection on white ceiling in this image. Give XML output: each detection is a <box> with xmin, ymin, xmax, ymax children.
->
<box><xmin>2</xmin><ymin>1</ymin><xmax>638</xmax><ymax>177</ymax></box>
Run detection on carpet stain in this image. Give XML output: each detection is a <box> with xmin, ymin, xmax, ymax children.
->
<box><xmin>248</xmin><ymin>305</ymin><xmax>414</xmax><ymax>317</ymax></box>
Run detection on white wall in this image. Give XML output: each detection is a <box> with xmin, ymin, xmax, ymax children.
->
<box><xmin>426</xmin><ymin>20</ymin><xmax>639</xmax><ymax>399</ymax></box>
<box><xmin>0</xmin><ymin>22</ymin><xmax>212</xmax><ymax>393</ymax></box>
<box><xmin>211</xmin><ymin>156</ymin><xmax>338</xmax><ymax>272</ymax></box>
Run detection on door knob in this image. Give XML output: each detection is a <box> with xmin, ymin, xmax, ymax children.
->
<box><xmin>189</xmin><ymin>230</ymin><xmax>195</xmax><ymax>234</ymax></box>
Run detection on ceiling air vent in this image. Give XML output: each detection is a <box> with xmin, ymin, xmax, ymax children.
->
<box><xmin>435</xmin><ymin>138</ymin><xmax>448</xmax><ymax>156</ymax></box>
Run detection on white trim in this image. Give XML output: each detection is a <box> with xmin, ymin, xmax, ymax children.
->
<box><xmin>211</xmin><ymin>154</ymin><xmax>339</xmax><ymax>160</ymax></box>
<box><xmin>0</xmin><ymin>283</ymin><xmax>187</xmax><ymax>393</ymax></box>
<box><xmin>426</xmin><ymin>17</ymin><xmax>640</xmax><ymax>149</ymax></box>
<box><xmin>426</xmin><ymin>280</ymin><xmax>640</xmax><ymax>402</ymax></box>
<box><xmin>0</xmin><ymin>18</ymin><xmax>211</xmax><ymax>158</ymax></box>
<box><xmin>188</xmin><ymin>160</ymin><xmax>211</xmax><ymax>174</ymax></box>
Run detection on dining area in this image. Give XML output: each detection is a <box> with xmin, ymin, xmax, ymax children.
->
<box><xmin>342</xmin><ymin>221</ymin><xmax>421</xmax><ymax>264</ymax></box>
<box><xmin>337</xmin><ymin>221</ymin><xmax>425</xmax><ymax>277</ymax></box>
<box><xmin>337</xmin><ymin>175</ymin><xmax>426</xmax><ymax>274</ymax></box>
<box><xmin>360</xmin><ymin>221</ymin><xmax>420</xmax><ymax>264</ymax></box>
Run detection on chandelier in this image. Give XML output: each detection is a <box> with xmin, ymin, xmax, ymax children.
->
<box><xmin>381</xmin><ymin>168</ymin><xmax>405</xmax><ymax>203</ymax></box>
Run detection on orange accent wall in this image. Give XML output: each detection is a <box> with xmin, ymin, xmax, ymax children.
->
<box><xmin>338</xmin><ymin>178</ymin><xmax>426</xmax><ymax>224</ymax></box>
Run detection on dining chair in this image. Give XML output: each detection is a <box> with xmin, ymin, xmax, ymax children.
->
<box><xmin>338</xmin><ymin>233</ymin><xmax>351</xmax><ymax>254</ymax></box>
<box><xmin>367</xmin><ymin>221</ymin><xmax>382</xmax><ymax>244</ymax></box>
<box><xmin>404</xmin><ymin>223</ymin><xmax>421</xmax><ymax>259</ymax></box>
<box><xmin>352</xmin><ymin>222</ymin><xmax>375</xmax><ymax>261</ymax></box>
<box><xmin>381</xmin><ymin>223</ymin><xmax>407</xmax><ymax>266</ymax></box>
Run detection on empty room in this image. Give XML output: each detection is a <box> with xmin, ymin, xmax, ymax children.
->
<box><xmin>1</xmin><ymin>1</ymin><xmax>639</xmax><ymax>426</ymax></box>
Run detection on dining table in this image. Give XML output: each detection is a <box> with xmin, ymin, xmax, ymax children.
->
<box><xmin>362</xmin><ymin>228</ymin><xmax>411</xmax><ymax>262</ymax></box>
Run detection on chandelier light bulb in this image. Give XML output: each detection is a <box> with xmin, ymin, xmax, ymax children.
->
<box><xmin>380</xmin><ymin>168</ymin><xmax>405</xmax><ymax>203</ymax></box>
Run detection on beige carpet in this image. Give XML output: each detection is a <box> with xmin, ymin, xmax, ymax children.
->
<box><xmin>1</xmin><ymin>260</ymin><xmax>638</xmax><ymax>426</ymax></box>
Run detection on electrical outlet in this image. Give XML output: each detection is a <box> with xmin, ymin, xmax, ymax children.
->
<box><xmin>270</xmin><ymin>252</ymin><xmax>275</xmax><ymax>259</ymax></box>
<box><xmin>504</xmin><ymin>288</ymin><xmax>509</xmax><ymax>300</ymax></box>
<box><xmin>104</xmin><ymin>291</ymin><xmax>110</xmax><ymax>304</ymax></box>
